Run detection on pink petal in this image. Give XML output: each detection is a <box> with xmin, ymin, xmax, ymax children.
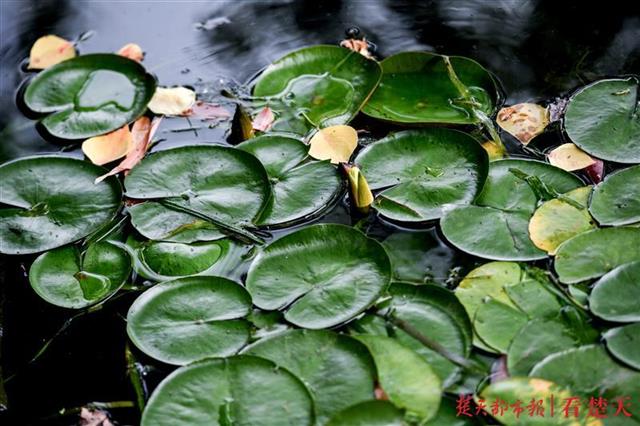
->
<box><xmin>251</xmin><ymin>106</ymin><xmax>275</xmax><ymax>132</ymax></box>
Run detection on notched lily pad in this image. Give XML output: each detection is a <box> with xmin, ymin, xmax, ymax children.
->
<box><xmin>590</xmin><ymin>164</ymin><xmax>640</xmax><ymax>226</ymax></box>
<box><xmin>604</xmin><ymin>323</ymin><xmax>640</xmax><ymax>371</ymax></box>
<box><xmin>24</xmin><ymin>54</ymin><xmax>156</xmax><ymax>139</ymax></box>
<box><xmin>589</xmin><ymin>261</ymin><xmax>640</xmax><ymax>322</ymax></box>
<box><xmin>137</xmin><ymin>240</ymin><xmax>224</xmax><ymax>278</ymax></box>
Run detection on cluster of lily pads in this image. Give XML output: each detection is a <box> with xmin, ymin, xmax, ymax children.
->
<box><xmin>2</xmin><ymin>35</ymin><xmax>640</xmax><ymax>425</ymax></box>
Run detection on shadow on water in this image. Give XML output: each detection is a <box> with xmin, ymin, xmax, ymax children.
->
<box><xmin>0</xmin><ymin>0</ymin><xmax>639</xmax><ymax>424</ymax></box>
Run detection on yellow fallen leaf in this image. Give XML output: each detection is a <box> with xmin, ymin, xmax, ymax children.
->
<box><xmin>343</xmin><ymin>164</ymin><xmax>374</xmax><ymax>212</ymax></box>
<box><xmin>28</xmin><ymin>35</ymin><xmax>76</xmax><ymax>70</ymax></box>
<box><xmin>147</xmin><ymin>87</ymin><xmax>196</xmax><ymax>116</ymax></box>
<box><xmin>308</xmin><ymin>125</ymin><xmax>357</xmax><ymax>164</ymax></box>
<box><xmin>117</xmin><ymin>43</ymin><xmax>144</xmax><ymax>62</ymax></box>
<box><xmin>496</xmin><ymin>103</ymin><xmax>549</xmax><ymax>144</ymax></box>
<box><xmin>548</xmin><ymin>143</ymin><xmax>596</xmax><ymax>171</ymax></box>
<box><xmin>82</xmin><ymin>126</ymin><xmax>133</xmax><ymax>165</ymax></box>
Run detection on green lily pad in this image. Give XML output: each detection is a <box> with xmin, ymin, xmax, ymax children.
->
<box><xmin>589</xmin><ymin>261</ymin><xmax>640</xmax><ymax>322</ymax></box>
<box><xmin>246</xmin><ymin>224</ymin><xmax>390</xmax><ymax>329</ymax></box>
<box><xmin>325</xmin><ymin>401</ymin><xmax>405</xmax><ymax>426</ymax></box>
<box><xmin>554</xmin><ymin>227</ymin><xmax>640</xmax><ymax>284</ymax></box>
<box><xmin>238</xmin><ymin>135</ymin><xmax>343</xmax><ymax>227</ymax></box>
<box><xmin>355</xmin><ymin>129</ymin><xmax>488</xmax><ymax>222</ymax></box>
<box><xmin>124</xmin><ymin>145</ymin><xmax>270</xmax><ymax>238</ymax></box>
<box><xmin>362</xmin><ymin>52</ymin><xmax>498</xmax><ymax>125</ymax></box>
<box><xmin>0</xmin><ymin>156</ymin><xmax>122</xmax><ymax>255</ymax></box>
<box><xmin>243</xmin><ymin>329</ymin><xmax>375</xmax><ymax>424</ymax></box>
<box><xmin>473</xmin><ymin>298</ymin><xmax>528</xmax><ymax>353</ymax></box>
<box><xmin>137</xmin><ymin>240</ymin><xmax>224</xmax><ymax>277</ymax></box>
<box><xmin>24</xmin><ymin>54</ymin><xmax>156</xmax><ymax>139</ymax></box>
<box><xmin>141</xmin><ymin>355</ymin><xmax>314</xmax><ymax>426</ymax></box>
<box><xmin>590</xmin><ymin>165</ymin><xmax>640</xmax><ymax>226</ymax></box>
<box><xmin>29</xmin><ymin>241</ymin><xmax>131</xmax><ymax>309</ymax></box>
<box><xmin>253</xmin><ymin>45</ymin><xmax>381</xmax><ymax>134</ymax></box>
<box><xmin>441</xmin><ymin>159</ymin><xmax>583</xmax><ymax>260</ymax></box>
<box><xmin>354</xmin><ymin>335</ymin><xmax>441</xmax><ymax>423</ymax></box>
<box><xmin>604</xmin><ymin>323</ymin><xmax>640</xmax><ymax>370</ymax></box>
<box><xmin>127</xmin><ymin>276</ymin><xmax>252</xmax><ymax>365</ymax></box>
<box><xmin>564</xmin><ymin>77</ymin><xmax>640</xmax><ymax>163</ymax></box>
<box><xmin>128</xmin><ymin>202</ymin><xmax>224</xmax><ymax>243</ymax></box>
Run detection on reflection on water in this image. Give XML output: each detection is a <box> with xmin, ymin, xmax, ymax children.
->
<box><xmin>1</xmin><ymin>0</ymin><xmax>639</xmax><ymax>423</ymax></box>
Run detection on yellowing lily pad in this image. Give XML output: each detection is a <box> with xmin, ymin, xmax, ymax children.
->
<box><xmin>497</xmin><ymin>103</ymin><xmax>549</xmax><ymax>144</ymax></box>
<box><xmin>28</xmin><ymin>35</ymin><xmax>76</xmax><ymax>70</ymax></box>
<box><xmin>547</xmin><ymin>143</ymin><xmax>596</xmax><ymax>171</ymax></box>
<box><xmin>308</xmin><ymin>125</ymin><xmax>358</xmax><ymax>164</ymax></box>
<box><xmin>148</xmin><ymin>86</ymin><xmax>196</xmax><ymax>116</ymax></box>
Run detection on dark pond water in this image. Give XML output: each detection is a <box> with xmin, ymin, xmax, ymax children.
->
<box><xmin>1</xmin><ymin>0</ymin><xmax>639</xmax><ymax>424</ymax></box>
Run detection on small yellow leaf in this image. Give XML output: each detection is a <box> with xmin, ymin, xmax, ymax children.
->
<box><xmin>496</xmin><ymin>103</ymin><xmax>549</xmax><ymax>144</ymax></box>
<box><xmin>28</xmin><ymin>35</ymin><xmax>76</xmax><ymax>70</ymax></box>
<box><xmin>82</xmin><ymin>126</ymin><xmax>133</xmax><ymax>166</ymax></box>
<box><xmin>308</xmin><ymin>125</ymin><xmax>357</xmax><ymax>164</ymax></box>
<box><xmin>481</xmin><ymin>140</ymin><xmax>505</xmax><ymax>160</ymax></box>
<box><xmin>343</xmin><ymin>164</ymin><xmax>374</xmax><ymax>212</ymax></box>
<box><xmin>117</xmin><ymin>43</ymin><xmax>144</xmax><ymax>62</ymax></box>
<box><xmin>548</xmin><ymin>143</ymin><xmax>596</xmax><ymax>171</ymax></box>
<box><xmin>147</xmin><ymin>87</ymin><xmax>196</xmax><ymax>116</ymax></box>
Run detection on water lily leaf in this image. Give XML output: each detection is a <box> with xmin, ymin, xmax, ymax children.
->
<box><xmin>565</xmin><ymin>76</ymin><xmax>640</xmax><ymax>164</ymax></box>
<box><xmin>362</xmin><ymin>52</ymin><xmax>498</xmax><ymax>125</ymax></box>
<box><xmin>251</xmin><ymin>106</ymin><xmax>275</xmax><ymax>132</ymax></box>
<box><xmin>497</xmin><ymin>103</ymin><xmax>550</xmax><ymax>144</ymax></box>
<box><xmin>355</xmin><ymin>129</ymin><xmax>488</xmax><ymax>222</ymax></box>
<box><xmin>325</xmin><ymin>400</ymin><xmax>405</xmax><ymax>426</ymax></box>
<box><xmin>528</xmin><ymin>186</ymin><xmax>596</xmax><ymax>255</ymax></box>
<box><xmin>343</xmin><ymin>164</ymin><xmax>374</xmax><ymax>212</ymax></box>
<box><xmin>29</xmin><ymin>241</ymin><xmax>131</xmax><ymax>308</ymax></box>
<box><xmin>141</xmin><ymin>355</ymin><xmax>314</xmax><ymax>426</ymax></box>
<box><xmin>590</xmin><ymin>165</ymin><xmax>640</xmax><ymax>226</ymax></box>
<box><xmin>238</xmin><ymin>135</ymin><xmax>342</xmax><ymax>227</ymax></box>
<box><xmin>479</xmin><ymin>378</ymin><xmax>589</xmax><ymax>425</ymax></box>
<box><xmin>117</xmin><ymin>43</ymin><xmax>144</xmax><ymax>62</ymax></box>
<box><xmin>308</xmin><ymin>125</ymin><xmax>358</xmax><ymax>164</ymax></box>
<box><xmin>473</xmin><ymin>297</ymin><xmax>528</xmax><ymax>353</ymax></box>
<box><xmin>0</xmin><ymin>156</ymin><xmax>122</xmax><ymax>255</ymax></box>
<box><xmin>82</xmin><ymin>125</ymin><xmax>133</xmax><ymax>165</ymax></box>
<box><xmin>354</xmin><ymin>335</ymin><xmax>441</xmax><ymax>422</ymax></box>
<box><xmin>589</xmin><ymin>261</ymin><xmax>640</xmax><ymax>322</ymax></box>
<box><xmin>243</xmin><ymin>329</ymin><xmax>375</xmax><ymax>424</ymax></box>
<box><xmin>128</xmin><ymin>202</ymin><xmax>223</xmax><ymax>243</ymax></box>
<box><xmin>246</xmin><ymin>224</ymin><xmax>391</xmax><ymax>329</ymax></box>
<box><xmin>147</xmin><ymin>86</ymin><xmax>196</xmax><ymax>116</ymax></box>
<box><xmin>604</xmin><ymin>323</ymin><xmax>640</xmax><ymax>370</ymax></box>
<box><xmin>441</xmin><ymin>159</ymin><xmax>582</xmax><ymax>260</ymax></box>
<box><xmin>28</xmin><ymin>35</ymin><xmax>76</xmax><ymax>70</ymax></box>
<box><xmin>137</xmin><ymin>240</ymin><xmax>224</xmax><ymax>277</ymax></box>
<box><xmin>554</xmin><ymin>227</ymin><xmax>640</xmax><ymax>284</ymax></box>
<box><xmin>96</xmin><ymin>116</ymin><xmax>162</xmax><ymax>182</ymax></box>
<box><xmin>127</xmin><ymin>276</ymin><xmax>252</xmax><ymax>365</ymax></box>
<box><xmin>124</xmin><ymin>145</ymin><xmax>270</xmax><ymax>239</ymax></box>
<box><xmin>547</xmin><ymin>143</ymin><xmax>596</xmax><ymax>171</ymax></box>
<box><xmin>252</xmin><ymin>45</ymin><xmax>382</xmax><ymax>134</ymax></box>
<box><xmin>24</xmin><ymin>54</ymin><xmax>156</xmax><ymax>139</ymax></box>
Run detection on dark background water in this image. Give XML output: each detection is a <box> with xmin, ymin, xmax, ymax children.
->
<box><xmin>0</xmin><ymin>0</ymin><xmax>639</xmax><ymax>424</ymax></box>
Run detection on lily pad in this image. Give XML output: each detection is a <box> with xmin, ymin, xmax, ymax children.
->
<box><xmin>554</xmin><ymin>227</ymin><xmax>640</xmax><ymax>284</ymax></box>
<box><xmin>325</xmin><ymin>401</ymin><xmax>405</xmax><ymax>426</ymax></box>
<box><xmin>604</xmin><ymin>323</ymin><xmax>640</xmax><ymax>370</ymax></box>
<box><xmin>127</xmin><ymin>276</ymin><xmax>252</xmax><ymax>365</ymax></box>
<box><xmin>24</xmin><ymin>54</ymin><xmax>156</xmax><ymax>139</ymax></box>
<box><xmin>29</xmin><ymin>241</ymin><xmax>131</xmax><ymax>309</ymax></box>
<box><xmin>246</xmin><ymin>224</ymin><xmax>391</xmax><ymax>329</ymax></box>
<box><xmin>128</xmin><ymin>201</ymin><xmax>224</xmax><ymax>243</ymax></box>
<box><xmin>124</xmin><ymin>145</ymin><xmax>270</xmax><ymax>238</ymax></box>
<box><xmin>528</xmin><ymin>186</ymin><xmax>596</xmax><ymax>254</ymax></box>
<box><xmin>473</xmin><ymin>298</ymin><xmax>528</xmax><ymax>353</ymax></box>
<box><xmin>564</xmin><ymin>77</ymin><xmax>640</xmax><ymax>163</ymax></box>
<box><xmin>441</xmin><ymin>159</ymin><xmax>583</xmax><ymax>260</ymax></box>
<box><xmin>141</xmin><ymin>355</ymin><xmax>314</xmax><ymax>426</ymax></box>
<box><xmin>355</xmin><ymin>129</ymin><xmax>489</xmax><ymax>222</ymax></box>
<box><xmin>0</xmin><ymin>156</ymin><xmax>122</xmax><ymax>255</ymax></box>
<box><xmin>242</xmin><ymin>329</ymin><xmax>375</xmax><ymax>424</ymax></box>
<box><xmin>253</xmin><ymin>45</ymin><xmax>382</xmax><ymax>134</ymax></box>
<box><xmin>589</xmin><ymin>261</ymin><xmax>640</xmax><ymax>322</ymax></box>
<box><xmin>590</xmin><ymin>164</ymin><xmax>640</xmax><ymax>226</ymax></box>
<box><xmin>362</xmin><ymin>52</ymin><xmax>498</xmax><ymax>124</ymax></box>
<box><xmin>137</xmin><ymin>240</ymin><xmax>224</xmax><ymax>277</ymax></box>
<box><xmin>238</xmin><ymin>135</ymin><xmax>343</xmax><ymax>227</ymax></box>
<box><xmin>354</xmin><ymin>335</ymin><xmax>441</xmax><ymax>422</ymax></box>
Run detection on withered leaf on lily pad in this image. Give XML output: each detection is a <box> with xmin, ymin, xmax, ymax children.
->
<box><xmin>28</xmin><ymin>35</ymin><xmax>76</xmax><ymax>70</ymax></box>
<box><xmin>82</xmin><ymin>125</ymin><xmax>133</xmax><ymax>166</ymax></box>
<box><xmin>148</xmin><ymin>86</ymin><xmax>196</xmax><ymax>116</ymax></box>
<box><xmin>496</xmin><ymin>103</ymin><xmax>549</xmax><ymax>144</ymax></box>
<box><xmin>308</xmin><ymin>125</ymin><xmax>358</xmax><ymax>164</ymax></box>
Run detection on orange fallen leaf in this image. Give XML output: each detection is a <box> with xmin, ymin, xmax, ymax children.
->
<box><xmin>548</xmin><ymin>143</ymin><xmax>596</xmax><ymax>171</ymax></box>
<box><xmin>82</xmin><ymin>126</ymin><xmax>133</xmax><ymax>165</ymax></box>
<box><xmin>28</xmin><ymin>35</ymin><xmax>76</xmax><ymax>70</ymax></box>
<box><xmin>148</xmin><ymin>87</ymin><xmax>196</xmax><ymax>116</ymax></box>
<box><xmin>496</xmin><ymin>103</ymin><xmax>549</xmax><ymax>145</ymax></box>
<box><xmin>96</xmin><ymin>116</ymin><xmax>162</xmax><ymax>183</ymax></box>
<box><xmin>308</xmin><ymin>125</ymin><xmax>358</xmax><ymax>164</ymax></box>
<box><xmin>186</xmin><ymin>101</ymin><xmax>231</xmax><ymax>120</ymax></box>
<box><xmin>117</xmin><ymin>43</ymin><xmax>144</xmax><ymax>62</ymax></box>
<box><xmin>252</xmin><ymin>106</ymin><xmax>274</xmax><ymax>132</ymax></box>
<box><xmin>340</xmin><ymin>38</ymin><xmax>374</xmax><ymax>59</ymax></box>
